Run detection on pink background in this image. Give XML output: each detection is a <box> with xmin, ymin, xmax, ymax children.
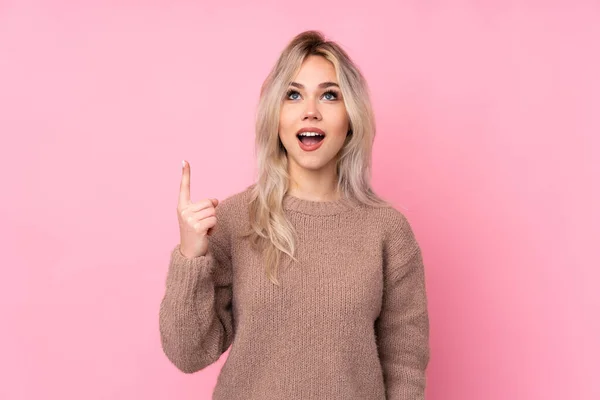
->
<box><xmin>1</xmin><ymin>1</ymin><xmax>598</xmax><ymax>399</ymax></box>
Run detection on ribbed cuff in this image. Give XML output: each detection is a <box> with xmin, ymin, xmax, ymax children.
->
<box><xmin>165</xmin><ymin>244</ymin><xmax>216</xmax><ymax>301</ymax></box>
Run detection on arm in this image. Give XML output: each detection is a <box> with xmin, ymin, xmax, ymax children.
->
<box><xmin>376</xmin><ymin>215</ymin><xmax>430</xmax><ymax>399</ymax></box>
<box><xmin>158</xmin><ymin>212</ymin><xmax>234</xmax><ymax>373</ymax></box>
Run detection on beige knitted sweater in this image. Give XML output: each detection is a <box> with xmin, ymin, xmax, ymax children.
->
<box><xmin>159</xmin><ymin>185</ymin><xmax>430</xmax><ymax>399</ymax></box>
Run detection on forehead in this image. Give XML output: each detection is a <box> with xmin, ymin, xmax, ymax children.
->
<box><xmin>292</xmin><ymin>55</ymin><xmax>337</xmax><ymax>86</ymax></box>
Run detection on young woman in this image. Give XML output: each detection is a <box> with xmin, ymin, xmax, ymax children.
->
<box><xmin>160</xmin><ymin>30</ymin><xmax>430</xmax><ymax>400</ymax></box>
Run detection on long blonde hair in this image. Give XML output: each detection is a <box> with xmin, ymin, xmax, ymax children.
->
<box><xmin>243</xmin><ymin>30</ymin><xmax>390</xmax><ymax>285</ymax></box>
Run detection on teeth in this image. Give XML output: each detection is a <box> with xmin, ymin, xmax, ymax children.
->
<box><xmin>298</xmin><ymin>132</ymin><xmax>324</xmax><ymax>137</ymax></box>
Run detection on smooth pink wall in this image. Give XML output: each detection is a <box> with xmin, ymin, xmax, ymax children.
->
<box><xmin>1</xmin><ymin>1</ymin><xmax>598</xmax><ymax>399</ymax></box>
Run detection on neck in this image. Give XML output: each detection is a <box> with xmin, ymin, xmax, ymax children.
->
<box><xmin>287</xmin><ymin>161</ymin><xmax>339</xmax><ymax>202</ymax></box>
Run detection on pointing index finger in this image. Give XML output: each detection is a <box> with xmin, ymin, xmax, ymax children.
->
<box><xmin>179</xmin><ymin>160</ymin><xmax>191</xmax><ymax>206</ymax></box>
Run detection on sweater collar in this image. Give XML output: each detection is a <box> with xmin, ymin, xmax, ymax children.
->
<box><xmin>282</xmin><ymin>193</ymin><xmax>358</xmax><ymax>216</ymax></box>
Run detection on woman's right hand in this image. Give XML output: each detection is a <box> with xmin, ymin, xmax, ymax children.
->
<box><xmin>177</xmin><ymin>160</ymin><xmax>219</xmax><ymax>259</ymax></box>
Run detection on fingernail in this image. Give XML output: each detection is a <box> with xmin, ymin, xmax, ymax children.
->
<box><xmin>182</xmin><ymin>160</ymin><xmax>186</xmax><ymax>168</ymax></box>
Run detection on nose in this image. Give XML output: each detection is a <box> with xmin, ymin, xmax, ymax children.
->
<box><xmin>302</xmin><ymin>98</ymin><xmax>322</xmax><ymax>121</ymax></box>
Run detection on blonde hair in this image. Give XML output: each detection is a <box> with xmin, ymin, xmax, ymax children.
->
<box><xmin>242</xmin><ymin>30</ymin><xmax>390</xmax><ymax>285</ymax></box>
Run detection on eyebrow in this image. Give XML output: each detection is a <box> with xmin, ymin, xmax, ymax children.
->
<box><xmin>289</xmin><ymin>81</ymin><xmax>340</xmax><ymax>89</ymax></box>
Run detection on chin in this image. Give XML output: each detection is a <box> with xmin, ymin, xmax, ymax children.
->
<box><xmin>295</xmin><ymin>158</ymin><xmax>332</xmax><ymax>171</ymax></box>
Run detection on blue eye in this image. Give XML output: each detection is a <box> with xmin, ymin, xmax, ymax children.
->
<box><xmin>323</xmin><ymin>90</ymin><xmax>338</xmax><ymax>100</ymax></box>
<box><xmin>286</xmin><ymin>89</ymin><xmax>301</xmax><ymax>100</ymax></box>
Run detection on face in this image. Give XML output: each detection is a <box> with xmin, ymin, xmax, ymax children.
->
<box><xmin>278</xmin><ymin>55</ymin><xmax>350</xmax><ymax>175</ymax></box>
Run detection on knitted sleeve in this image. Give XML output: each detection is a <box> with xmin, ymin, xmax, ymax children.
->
<box><xmin>376</xmin><ymin>213</ymin><xmax>431</xmax><ymax>399</ymax></box>
<box><xmin>158</xmin><ymin>204</ymin><xmax>235</xmax><ymax>373</ymax></box>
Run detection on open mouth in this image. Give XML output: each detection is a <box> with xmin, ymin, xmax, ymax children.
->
<box><xmin>297</xmin><ymin>132</ymin><xmax>325</xmax><ymax>146</ymax></box>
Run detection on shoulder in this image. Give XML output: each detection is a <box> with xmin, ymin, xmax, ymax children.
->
<box><xmin>208</xmin><ymin>184</ymin><xmax>253</xmax><ymax>248</ymax></box>
<box><xmin>360</xmin><ymin>202</ymin><xmax>413</xmax><ymax>237</ymax></box>
<box><xmin>214</xmin><ymin>184</ymin><xmax>254</xmax><ymax>219</ymax></box>
<box><xmin>361</xmin><ymin>203</ymin><xmax>421</xmax><ymax>264</ymax></box>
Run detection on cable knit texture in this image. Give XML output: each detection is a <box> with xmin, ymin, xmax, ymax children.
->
<box><xmin>159</xmin><ymin>185</ymin><xmax>430</xmax><ymax>399</ymax></box>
